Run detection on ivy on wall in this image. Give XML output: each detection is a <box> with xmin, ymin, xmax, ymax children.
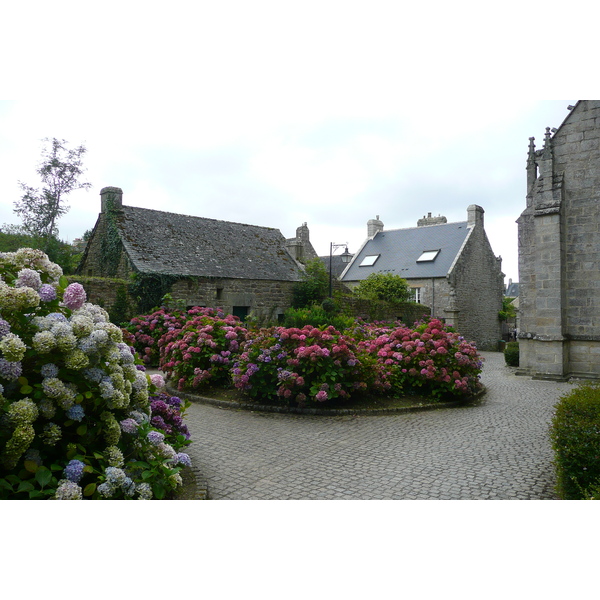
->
<box><xmin>128</xmin><ymin>272</ymin><xmax>183</xmax><ymax>313</ymax></box>
<box><xmin>100</xmin><ymin>193</ymin><xmax>123</xmax><ymax>277</ymax></box>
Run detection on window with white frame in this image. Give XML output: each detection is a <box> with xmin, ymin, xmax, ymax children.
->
<box><xmin>416</xmin><ymin>249</ymin><xmax>440</xmax><ymax>262</ymax></box>
<box><xmin>359</xmin><ymin>254</ymin><xmax>380</xmax><ymax>267</ymax></box>
<box><xmin>411</xmin><ymin>287</ymin><xmax>422</xmax><ymax>303</ymax></box>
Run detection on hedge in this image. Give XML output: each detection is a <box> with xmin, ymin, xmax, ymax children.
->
<box><xmin>550</xmin><ymin>382</ymin><xmax>600</xmax><ymax>499</ymax></box>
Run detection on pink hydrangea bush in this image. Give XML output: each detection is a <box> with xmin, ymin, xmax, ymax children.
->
<box><xmin>159</xmin><ymin>309</ymin><xmax>247</xmax><ymax>391</ymax></box>
<box><xmin>357</xmin><ymin>318</ymin><xmax>483</xmax><ymax>398</ymax></box>
<box><xmin>124</xmin><ymin>306</ymin><xmax>204</xmax><ymax>366</ymax></box>
<box><xmin>232</xmin><ymin>325</ymin><xmax>388</xmax><ymax>406</ymax></box>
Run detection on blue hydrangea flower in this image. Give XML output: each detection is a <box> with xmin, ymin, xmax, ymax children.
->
<box><xmin>64</xmin><ymin>459</ymin><xmax>86</xmax><ymax>483</ymax></box>
<box><xmin>40</xmin><ymin>363</ymin><xmax>59</xmax><ymax>378</ymax></box>
<box><xmin>105</xmin><ymin>467</ymin><xmax>127</xmax><ymax>487</ymax></box>
<box><xmin>97</xmin><ymin>481</ymin><xmax>116</xmax><ymax>498</ymax></box>
<box><xmin>66</xmin><ymin>404</ymin><xmax>85</xmax><ymax>422</ymax></box>
<box><xmin>175</xmin><ymin>453</ymin><xmax>192</xmax><ymax>467</ymax></box>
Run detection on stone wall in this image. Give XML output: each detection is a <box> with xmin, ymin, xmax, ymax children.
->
<box><xmin>341</xmin><ymin>298</ymin><xmax>431</xmax><ymax>325</ymax></box>
<box><xmin>449</xmin><ymin>207</ymin><xmax>504</xmax><ymax>350</ymax></box>
<box><xmin>517</xmin><ymin>100</ymin><xmax>600</xmax><ymax>379</ymax></box>
<box><xmin>66</xmin><ymin>275</ymin><xmax>135</xmax><ymax>315</ymax></box>
<box><xmin>170</xmin><ymin>277</ymin><xmax>295</xmax><ymax>323</ymax></box>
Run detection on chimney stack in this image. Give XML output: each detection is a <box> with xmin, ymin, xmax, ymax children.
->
<box><xmin>467</xmin><ymin>204</ymin><xmax>484</xmax><ymax>228</ymax></box>
<box><xmin>367</xmin><ymin>215</ymin><xmax>384</xmax><ymax>237</ymax></box>
<box><xmin>417</xmin><ymin>213</ymin><xmax>447</xmax><ymax>227</ymax></box>
<box><xmin>100</xmin><ymin>186</ymin><xmax>123</xmax><ymax>213</ymax></box>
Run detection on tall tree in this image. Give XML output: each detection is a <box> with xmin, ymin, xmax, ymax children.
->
<box><xmin>14</xmin><ymin>137</ymin><xmax>92</xmax><ymax>247</ymax></box>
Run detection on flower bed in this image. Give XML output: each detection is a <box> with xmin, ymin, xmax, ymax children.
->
<box><xmin>356</xmin><ymin>319</ymin><xmax>483</xmax><ymax>399</ymax></box>
<box><xmin>0</xmin><ymin>249</ymin><xmax>191</xmax><ymax>500</ymax></box>
<box><xmin>232</xmin><ymin>325</ymin><xmax>389</xmax><ymax>406</ymax></box>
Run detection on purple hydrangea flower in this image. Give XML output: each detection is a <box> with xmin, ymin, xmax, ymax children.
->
<box><xmin>15</xmin><ymin>268</ymin><xmax>42</xmax><ymax>290</ymax></box>
<box><xmin>0</xmin><ymin>319</ymin><xmax>10</xmax><ymax>339</ymax></box>
<box><xmin>120</xmin><ymin>418</ymin><xmax>139</xmax><ymax>434</ymax></box>
<box><xmin>62</xmin><ymin>283</ymin><xmax>87</xmax><ymax>310</ymax></box>
<box><xmin>147</xmin><ymin>430</ymin><xmax>165</xmax><ymax>446</ymax></box>
<box><xmin>64</xmin><ymin>459</ymin><xmax>86</xmax><ymax>483</ymax></box>
<box><xmin>38</xmin><ymin>284</ymin><xmax>57</xmax><ymax>302</ymax></box>
<box><xmin>0</xmin><ymin>358</ymin><xmax>23</xmax><ymax>381</ymax></box>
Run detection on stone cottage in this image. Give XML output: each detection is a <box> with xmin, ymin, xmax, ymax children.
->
<box><xmin>77</xmin><ymin>186</ymin><xmax>316</xmax><ymax>321</ymax></box>
<box><xmin>340</xmin><ymin>207</ymin><xmax>504</xmax><ymax>349</ymax></box>
<box><xmin>517</xmin><ymin>100</ymin><xmax>600</xmax><ymax>380</ymax></box>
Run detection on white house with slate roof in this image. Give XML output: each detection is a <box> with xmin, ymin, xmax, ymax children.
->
<box><xmin>77</xmin><ymin>186</ymin><xmax>316</xmax><ymax>322</ymax></box>
<box><xmin>341</xmin><ymin>206</ymin><xmax>504</xmax><ymax>350</ymax></box>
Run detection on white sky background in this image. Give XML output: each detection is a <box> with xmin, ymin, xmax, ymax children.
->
<box><xmin>1</xmin><ymin>2</ymin><xmax>595</xmax><ymax>286</ymax></box>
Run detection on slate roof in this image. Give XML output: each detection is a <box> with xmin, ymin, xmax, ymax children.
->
<box><xmin>320</xmin><ymin>254</ymin><xmax>355</xmax><ymax>278</ymax></box>
<box><xmin>113</xmin><ymin>205</ymin><xmax>303</xmax><ymax>281</ymax></box>
<box><xmin>341</xmin><ymin>221</ymin><xmax>471</xmax><ymax>282</ymax></box>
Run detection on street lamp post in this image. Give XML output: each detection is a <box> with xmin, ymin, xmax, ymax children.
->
<box><xmin>329</xmin><ymin>242</ymin><xmax>352</xmax><ymax>298</ymax></box>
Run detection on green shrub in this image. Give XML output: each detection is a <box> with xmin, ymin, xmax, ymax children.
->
<box><xmin>291</xmin><ymin>259</ymin><xmax>329</xmax><ymax>308</ymax></box>
<box><xmin>108</xmin><ymin>284</ymin><xmax>132</xmax><ymax>326</ymax></box>
<box><xmin>504</xmin><ymin>341</ymin><xmax>519</xmax><ymax>366</ymax></box>
<box><xmin>282</xmin><ymin>306</ymin><xmax>355</xmax><ymax>332</ymax></box>
<box><xmin>550</xmin><ymin>382</ymin><xmax>600</xmax><ymax>499</ymax></box>
<box><xmin>353</xmin><ymin>273</ymin><xmax>411</xmax><ymax>304</ymax></box>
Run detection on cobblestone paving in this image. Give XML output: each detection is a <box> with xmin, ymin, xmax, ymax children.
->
<box><xmin>182</xmin><ymin>351</ymin><xmax>574</xmax><ymax>499</ymax></box>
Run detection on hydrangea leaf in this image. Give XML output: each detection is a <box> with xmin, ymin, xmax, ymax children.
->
<box><xmin>83</xmin><ymin>483</ymin><xmax>96</xmax><ymax>497</ymax></box>
<box><xmin>76</xmin><ymin>424</ymin><xmax>87</xmax><ymax>436</ymax></box>
<box><xmin>59</xmin><ymin>276</ymin><xmax>69</xmax><ymax>289</ymax></box>
<box><xmin>34</xmin><ymin>467</ymin><xmax>52</xmax><ymax>488</ymax></box>
<box><xmin>17</xmin><ymin>480</ymin><xmax>35</xmax><ymax>493</ymax></box>
<box><xmin>20</xmin><ymin>384</ymin><xmax>33</xmax><ymax>394</ymax></box>
<box><xmin>23</xmin><ymin>460</ymin><xmax>38</xmax><ymax>473</ymax></box>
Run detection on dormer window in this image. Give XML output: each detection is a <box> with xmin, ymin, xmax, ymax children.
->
<box><xmin>417</xmin><ymin>249</ymin><xmax>440</xmax><ymax>262</ymax></box>
<box><xmin>360</xmin><ymin>254</ymin><xmax>380</xmax><ymax>267</ymax></box>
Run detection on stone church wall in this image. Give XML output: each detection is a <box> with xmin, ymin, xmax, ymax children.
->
<box><xmin>518</xmin><ymin>100</ymin><xmax>600</xmax><ymax>379</ymax></box>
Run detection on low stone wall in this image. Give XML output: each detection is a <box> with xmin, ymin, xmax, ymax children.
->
<box><xmin>341</xmin><ymin>298</ymin><xmax>431</xmax><ymax>325</ymax></box>
<box><xmin>67</xmin><ymin>275</ymin><xmax>135</xmax><ymax>315</ymax></box>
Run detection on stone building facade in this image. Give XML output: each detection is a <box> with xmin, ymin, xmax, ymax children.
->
<box><xmin>77</xmin><ymin>186</ymin><xmax>315</xmax><ymax>321</ymax></box>
<box><xmin>341</xmin><ymin>207</ymin><xmax>504</xmax><ymax>350</ymax></box>
<box><xmin>517</xmin><ymin>100</ymin><xmax>600</xmax><ymax>379</ymax></box>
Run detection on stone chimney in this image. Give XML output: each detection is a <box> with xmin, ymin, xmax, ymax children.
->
<box><xmin>467</xmin><ymin>204</ymin><xmax>484</xmax><ymax>228</ymax></box>
<box><xmin>296</xmin><ymin>222</ymin><xmax>310</xmax><ymax>247</ymax></box>
<box><xmin>417</xmin><ymin>212</ymin><xmax>447</xmax><ymax>227</ymax></box>
<box><xmin>367</xmin><ymin>215</ymin><xmax>384</xmax><ymax>237</ymax></box>
<box><xmin>100</xmin><ymin>186</ymin><xmax>123</xmax><ymax>213</ymax></box>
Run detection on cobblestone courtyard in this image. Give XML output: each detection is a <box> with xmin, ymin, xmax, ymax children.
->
<box><xmin>182</xmin><ymin>351</ymin><xmax>573</xmax><ymax>499</ymax></box>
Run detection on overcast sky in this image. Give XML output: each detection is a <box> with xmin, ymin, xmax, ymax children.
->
<box><xmin>0</xmin><ymin>2</ymin><xmax>594</xmax><ymax>287</ymax></box>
